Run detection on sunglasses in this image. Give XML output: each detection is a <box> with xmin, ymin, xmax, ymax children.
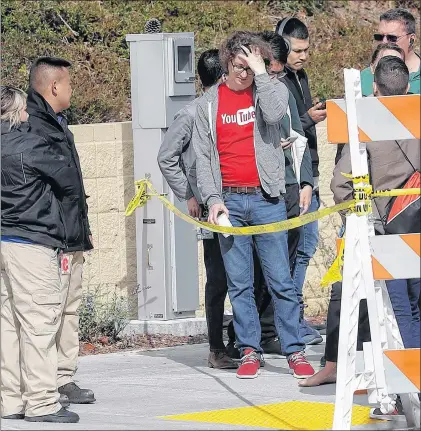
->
<box><xmin>373</xmin><ymin>33</ymin><xmax>410</xmax><ymax>43</ymax></box>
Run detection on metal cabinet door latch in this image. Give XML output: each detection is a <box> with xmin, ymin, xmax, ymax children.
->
<box><xmin>147</xmin><ymin>244</ymin><xmax>153</xmax><ymax>270</ymax></box>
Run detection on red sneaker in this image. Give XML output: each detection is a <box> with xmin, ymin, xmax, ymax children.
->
<box><xmin>288</xmin><ymin>351</ymin><xmax>315</xmax><ymax>379</ymax></box>
<box><xmin>236</xmin><ymin>349</ymin><xmax>260</xmax><ymax>379</ymax></box>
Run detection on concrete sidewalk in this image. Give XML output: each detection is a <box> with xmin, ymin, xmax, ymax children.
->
<box><xmin>1</xmin><ymin>343</ymin><xmax>410</xmax><ymax>430</ymax></box>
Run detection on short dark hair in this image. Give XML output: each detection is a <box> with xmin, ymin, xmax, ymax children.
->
<box><xmin>259</xmin><ymin>31</ymin><xmax>289</xmax><ymax>65</ymax></box>
<box><xmin>29</xmin><ymin>57</ymin><xmax>72</xmax><ymax>91</ymax></box>
<box><xmin>197</xmin><ymin>49</ymin><xmax>223</xmax><ymax>88</ymax></box>
<box><xmin>380</xmin><ymin>8</ymin><xmax>416</xmax><ymax>35</ymax></box>
<box><xmin>371</xmin><ymin>42</ymin><xmax>405</xmax><ymax>64</ymax></box>
<box><xmin>275</xmin><ymin>17</ymin><xmax>309</xmax><ymax>40</ymax></box>
<box><xmin>374</xmin><ymin>56</ymin><xmax>409</xmax><ymax>96</ymax></box>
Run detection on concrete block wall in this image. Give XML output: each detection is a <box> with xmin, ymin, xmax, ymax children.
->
<box><xmin>71</xmin><ymin>120</ymin><xmax>340</xmax><ymax>318</ymax></box>
<box><xmin>69</xmin><ymin>122</ymin><xmax>138</xmax><ymax>317</ymax></box>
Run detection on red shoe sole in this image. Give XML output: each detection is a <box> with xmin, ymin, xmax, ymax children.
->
<box><xmin>236</xmin><ymin>369</ymin><xmax>261</xmax><ymax>379</ymax></box>
<box><xmin>290</xmin><ymin>369</ymin><xmax>315</xmax><ymax>379</ymax></box>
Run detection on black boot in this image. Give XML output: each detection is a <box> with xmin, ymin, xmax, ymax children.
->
<box><xmin>208</xmin><ymin>351</ymin><xmax>238</xmax><ymax>369</ymax></box>
<box><xmin>226</xmin><ymin>339</ymin><xmax>241</xmax><ymax>360</ymax></box>
<box><xmin>24</xmin><ymin>407</ymin><xmax>79</xmax><ymax>423</ymax></box>
<box><xmin>261</xmin><ymin>337</ymin><xmax>282</xmax><ymax>355</ymax></box>
<box><xmin>2</xmin><ymin>413</ymin><xmax>24</xmax><ymax>420</ymax></box>
<box><xmin>58</xmin><ymin>382</ymin><xmax>95</xmax><ymax>404</ymax></box>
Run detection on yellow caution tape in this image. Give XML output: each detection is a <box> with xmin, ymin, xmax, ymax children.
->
<box><xmin>320</xmin><ymin>237</ymin><xmax>345</xmax><ymax>288</ymax></box>
<box><xmin>125</xmin><ymin>178</ymin><xmax>420</xmax><ymax>237</ymax></box>
<box><xmin>125</xmin><ymin>179</ymin><xmax>352</xmax><ymax>235</ymax></box>
<box><xmin>125</xmin><ymin>180</ymin><xmax>149</xmax><ymax>216</ymax></box>
<box><xmin>321</xmin><ymin>186</ymin><xmax>420</xmax><ymax>286</ymax></box>
<box><xmin>342</xmin><ymin>173</ymin><xmax>373</xmax><ymax>216</ymax></box>
<box><xmin>342</xmin><ymin>173</ymin><xmax>370</xmax><ymax>185</ymax></box>
<box><xmin>372</xmin><ymin>188</ymin><xmax>421</xmax><ymax>198</ymax></box>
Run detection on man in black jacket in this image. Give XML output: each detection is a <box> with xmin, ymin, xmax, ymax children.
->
<box><xmin>276</xmin><ymin>18</ymin><xmax>326</xmax><ymax>345</ymax></box>
<box><xmin>27</xmin><ymin>57</ymin><xmax>95</xmax><ymax>404</ymax></box>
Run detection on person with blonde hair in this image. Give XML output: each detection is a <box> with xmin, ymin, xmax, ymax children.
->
<box><xmin>1</xmin><ymin>85</ymin><xmax>79</xmax><ymax>423</ymax></box>
<box><xmin>1</xmin><ymin>86</ymin><xmax>28</xmax><ymax>128</ymax></box>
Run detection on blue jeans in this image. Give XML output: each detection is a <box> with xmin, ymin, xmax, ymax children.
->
<box><xmin>386</xmin><ymin>278</ymin><xmax>420</xmax><ymax>349</ymax></box>
<box><xmin>218</xmin><ymin>191</ymin><xmax>304</xmax><ymax>356</ymax></box>
<box><xmin>293</xmin><ymin>190</ymin><xmax>320</xmax><ymax>307</ymax></box>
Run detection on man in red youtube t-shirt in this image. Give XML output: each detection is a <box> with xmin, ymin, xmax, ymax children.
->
<box><xmin>217</xmin><ymin>84</ymin><xmax>259</xmax><ymax>187</ymax></box>
<box><xmin>193</xmin><ymin>31</ymin><xmax>314</xmax><ymax>380</ymax></box>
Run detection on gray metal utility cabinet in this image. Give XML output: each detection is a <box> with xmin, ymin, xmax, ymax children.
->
<box><xmin>126</xmin><ymin>32</ymin><xmax>199</xmax><ymax>320</ymax></box>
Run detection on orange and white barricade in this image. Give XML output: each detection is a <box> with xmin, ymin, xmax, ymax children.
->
<box><xmin>326</xmin><ymin>69</ymin><xmax>420</xmax><ymax>430</ymax></box>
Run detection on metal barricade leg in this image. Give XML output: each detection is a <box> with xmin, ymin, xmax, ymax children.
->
<box><xmin>332</xmin><ymin>216</ymin><xmax>361</xmax><ymax>430</ymax></box>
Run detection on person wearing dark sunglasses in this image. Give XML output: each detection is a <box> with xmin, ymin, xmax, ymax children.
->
<box><xmin>360</xmin><ymin>8</ymin><xmax>420</xmax><ymax>96</ymax></box>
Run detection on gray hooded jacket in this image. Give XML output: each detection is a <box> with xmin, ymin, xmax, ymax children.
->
<box><xmin>157</xmin><ymin>97</ymin><xmax>202</xmax><ymax>203</ymax></box>
<box><xmin>192</xmin><ymin>73</ymin><xmax>290</xmax><ymax>208</ymax></box>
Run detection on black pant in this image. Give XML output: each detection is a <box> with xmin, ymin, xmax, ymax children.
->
<box><xmin>227</xmin><ymin>183</ymin><xmax>301</xmax><ymax>343</ymax></box>
<box><xmin>324</xmin><ymin>281</ymin><xmax>371</xmax><ymax>362</ymax></box>
<box><xmin>203</xmin><ymin>235</ymin><xmax>229</xmax><ymax>352</ymax></box>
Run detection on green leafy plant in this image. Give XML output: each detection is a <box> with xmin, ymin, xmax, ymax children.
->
<box><xmin>1</xmin><ymin>1</ymin><xmax>419</xmax><ymax>123</ymax></box>
<box><xmin>78</xmin><ymin>287</ymin><xmax>130</xmax><ymax>343</ymax></box>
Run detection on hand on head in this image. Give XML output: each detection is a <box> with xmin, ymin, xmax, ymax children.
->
<box><xmin>237</xmin><ymin>45</ymin><xmax>267</xmax><ymax>76</ymax></box>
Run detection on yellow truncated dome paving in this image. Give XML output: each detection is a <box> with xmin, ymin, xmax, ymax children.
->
<box><xmin>161</xmin><ymin>401</ymin><xmax>379</xmax><ymax>430</ymax></box>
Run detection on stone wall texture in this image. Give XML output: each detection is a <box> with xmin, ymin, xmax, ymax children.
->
<box><xmin>69</xmin><ymin>122</ymin><xmax>138</xmax><ymax>316</ymax></box>
<box><xmin>70</xmin><ymin>120</ymin><xmax>340</xmax><ymax>318</ymax></box>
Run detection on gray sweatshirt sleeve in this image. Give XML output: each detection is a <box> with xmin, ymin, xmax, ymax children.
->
<box><xmin>254</xmin><ymin>73</ymin><xmax>289</xmax><ymax>125</ymax></box>
<box><xmin>157</xmin><ymin>108</ymin><xmax>194</xmax><ymax>201</ymax></box>
<box><xmin>192</xmin><ymin>101</ymin><xmax>223</xmax><ymax>208</ymax></box>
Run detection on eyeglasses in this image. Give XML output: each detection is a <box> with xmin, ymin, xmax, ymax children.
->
<box><xmin>373</xmin><ymin>33</ymin><xmax>410</xmax><ymax>43</ymax></box>
<box><xmin>230</xmin><ymin>60</ymin><xmax>254</xmax><ymax>75</ymax></box>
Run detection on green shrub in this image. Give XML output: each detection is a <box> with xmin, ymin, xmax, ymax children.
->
<box><xmin>265</xmin><ymin>0</ymin><xmax>343</xmax><ymax>16</ymax></box>
<box><xmin>1</xmin><ymin>0</ymin><xmax>419</xmax><ymax>123</ymax></box>
<box><xmin>78</xmin><ymin>287</ymin><xmax>130</xmax><ymax>343</ymax></box>
<box><xmin>1</xmin><ymin>0</ymin><xmax>272</xmax><ymax>124</ymax></box>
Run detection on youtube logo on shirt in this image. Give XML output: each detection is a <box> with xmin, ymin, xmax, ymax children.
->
<box><xmin>221</xmin><ymin>106</ymin><xmax>256</xmax><ymax>126</ymax></box>
<box><xmin>216</xmin><ymin>83</ymin><xmax>260</xmax><ymax>187</ymax></box>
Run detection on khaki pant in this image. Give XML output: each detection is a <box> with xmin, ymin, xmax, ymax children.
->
<box><xmin>56</xmin><ymin>251</ymin><xmax>83</xmax><ymax>388</ymax></box>
<box><xmin>1</xmin><ymin>243</ymin><xmax>63</xmax><ymax>417</ymax></box>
